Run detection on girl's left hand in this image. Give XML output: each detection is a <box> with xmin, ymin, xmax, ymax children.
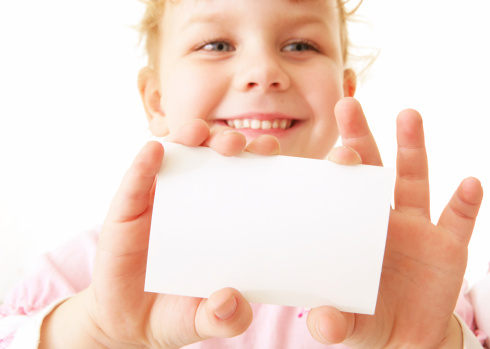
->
<box><xmin>311</xmin><ymin>97</ymin><xmax>483</xmax><ymax>348</ymax></box>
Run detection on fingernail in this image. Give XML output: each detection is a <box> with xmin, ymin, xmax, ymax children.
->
<box><xmin>223</xmin><ymin>130</ymin><xmax>243</xmax><ymax>136</ymax></box>
<box><xmin>214</xmin><ymin>295</ymin><xmax>238</xmax><ymax>320</ymax></box>
<box><xmin>327</xmin><ymin>146</ymin><xmax>362</xmax><ymax>165</ymax></box>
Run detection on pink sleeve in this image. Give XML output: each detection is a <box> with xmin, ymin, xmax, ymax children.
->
<box><xmin>468</xmin><ymin>266</ymin><xmax>490</xmax><ymax>348</ymax></box>
<box><xmin>456</xmin><ymin>279</ymin><xmax>477</xmax><ymax>331</ymax></box>
<box><xmin>454</xmin><ymin>267</ymin><xmax>490</xmax><ymax>348</ymax></box>
<box><xmin>0</xmin><ymin>227</ymin><xmax>99</xmax><ymax>344</ymax></box>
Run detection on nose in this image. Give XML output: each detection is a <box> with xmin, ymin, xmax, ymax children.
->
<box><xmin>233</xmin><ymin>49</ymin><xmax>290</xmax><ymax>92</ymax></box>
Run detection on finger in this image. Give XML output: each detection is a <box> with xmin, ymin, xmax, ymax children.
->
<box><xmin>244</xmin><ymin>135</ymin><xmax>281</xmax><ymax>155</ymax></box>
<box><xmin>327</xmin><ymin>146</ymin><xmax>362</xmax><ymax>166</ymax></box>
<box><xmin>166</xmin><ymin>119</ymin><xmax>210</xmax><ymax>146</ymax></box>
<box><xmin>438</xmin><ymin>177</ymin><xmax>483</xmax><ymax>245</ymax></box>
<box><xmin>306</xmin><ymin>306</ymin><xmax>355</xmax><ymax>345</ymax></box>
<box><xmin>203</xmin><ymin>126</ymin><xmax>247</xmax><ymax>156</ymax></box>
<box><xmin>334</xmin><ymin>97</ymin><xmax>383</xmax><ymax>166</ymax></box>
<box><xmin>394</xmin><ymin>109</ymin><xmax>430</xmax><ymax>217</ymax></box>
<box><xmin>106</xmin><ymin>141</ymin><xmax>164</xmax><ymax>224</ymax></box>
<box><xmin>194</xmin><ymin>288</ymin><xmax>253</xmax><ymax>340</ymax></box>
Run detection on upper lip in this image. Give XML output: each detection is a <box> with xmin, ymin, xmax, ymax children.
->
<box><xmin>217</xmin><ymin>112</ymin><xmax>299</xmax><ymax>121</ymax></box>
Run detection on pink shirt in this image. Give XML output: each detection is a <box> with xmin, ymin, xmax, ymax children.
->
<box><xmin>1</xmin><ymin>227</ymin><xmax>488</xmax><ymax>348</ymax></box>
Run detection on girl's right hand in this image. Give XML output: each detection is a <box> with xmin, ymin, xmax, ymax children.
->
<box><xmin>40</xmin><ymin>120</ymin><xmax>279</xmax><ymax>348</ymax></box>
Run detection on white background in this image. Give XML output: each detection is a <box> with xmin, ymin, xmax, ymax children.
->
<box><xmin>0</xmin><ymin>1</ymin><xmax>489</xmax><ymax>301</ymax></box>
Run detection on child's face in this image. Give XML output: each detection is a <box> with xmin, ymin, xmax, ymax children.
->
<box><xmin>144</xmin><ymin>0</ymin><xmax>355</xmax><ymax>159</ymax></box>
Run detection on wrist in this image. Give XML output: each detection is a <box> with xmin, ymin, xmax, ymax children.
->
<box><xmin>438</xmin><ymin>314</ymin><xmax>464</xmax><ymax>349</ymax></box>
<box><xmin>381</xmin><ymin>314</ymin><xmax>464</xmax><ymax>349</ymax></box>
<box><xmin>39</xmin><ymin>291</ymin><xmax>107</xmax><ymax>349</ymax></box>
<box><xmin>40</xmin><ymin>289</ymin><xmax>170</xmax><ymax>349</ymax></box>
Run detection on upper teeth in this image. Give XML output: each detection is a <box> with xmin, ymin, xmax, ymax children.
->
<box><xmin>226</xmin><ymin>119</ymin><xmax>292</xmax><ymax>130</ymax></box>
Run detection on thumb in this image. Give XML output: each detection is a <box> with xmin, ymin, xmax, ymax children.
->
<box><xmin>94</xmin><ymin>141</ymin><xmax>163</xmax><ymax>303</ymax></box>
<box><xmin>306</xmin><ymin>306</ymin><xmax>355</xmax><ymax>345</ymax></box>
<box><xmin>194</xmin><ymin>288</ymin><xmax>253</xmax><ymax>341</ymax></box>
<box><xmin>99</xmin><ymin>141</ymin><xmax>163</xmax><ymax>261</ymax></box>
<box><xmin>437</xmin><ymin>177</ymin><xmax>483</xmax><ymax>246</ymax></box>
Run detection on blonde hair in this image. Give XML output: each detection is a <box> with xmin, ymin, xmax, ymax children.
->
<box><xmin>138</xmin><ymin>0</ymin><xmax>363</xmax><ymax>69</ymax></box>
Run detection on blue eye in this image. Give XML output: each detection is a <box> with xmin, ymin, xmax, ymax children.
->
<box><xmin>201</xmin><ymin>41</ymin><xmax>234</xmax><ymax>52</ymax></box>
<box><xmin>283</xmin><ymin>41</ymin><xmax>318</xmax><ymax>53</ymax></box>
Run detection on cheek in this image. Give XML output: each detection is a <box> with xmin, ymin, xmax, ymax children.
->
<box><xmin>160</xmin><ymin>63</ymin><xmax>227</xmax><ymax>131</ymax></box>
<box><xmin>297</xmin><ymin>66</ymin><xmax>343</xmax><ymax>158</ymax></box>
<box><xmin>302</xmin><ymin>66</ymin><xmax>343</xmax><ymax>123</ymax></box>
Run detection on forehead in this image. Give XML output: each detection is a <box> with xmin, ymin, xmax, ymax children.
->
<box><xmin>163</xmin><ymin>0</ymin><xmax>339</xmax><ymax>30</ymax></box>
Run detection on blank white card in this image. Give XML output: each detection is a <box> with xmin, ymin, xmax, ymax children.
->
<box><xmin>145</xmin><ymin>142</ymin><xmax>394</xmax><ymax>314</ymax></box>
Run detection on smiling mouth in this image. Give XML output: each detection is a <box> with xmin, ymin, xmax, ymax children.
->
<box><xmin>225</xmin><ymin>118</ymin><xmax>295</xmax><ymax>130</ymax></box>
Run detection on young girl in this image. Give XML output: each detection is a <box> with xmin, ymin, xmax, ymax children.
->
<box><xmin>1</xmin><ymin>0</ymin><xmax>488</xmax><ymax>348</ymax></box>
